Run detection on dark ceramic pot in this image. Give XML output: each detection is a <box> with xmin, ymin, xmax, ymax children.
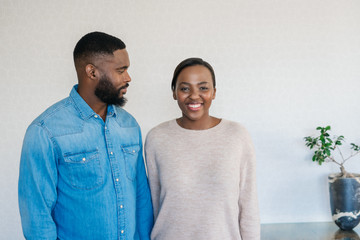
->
<box><xmin>328</xmin><ymin>173</ymin><xmax>360</xmax><ymax>231</ymax></box>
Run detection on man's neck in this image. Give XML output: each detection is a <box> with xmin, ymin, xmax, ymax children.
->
<box><xmin>77</xmin><ymin>86</ymin><xmax>107</xmax><ymax>121</ymax></box>
<box><xmin>92</xmin><ymin>102</ymin><xmax>108</xmax><ymax>121</ymax></box>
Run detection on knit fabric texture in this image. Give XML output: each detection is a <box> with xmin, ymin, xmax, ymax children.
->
<box><xmin>145</xmin><ymin>119</ymin><xmax>260</xmax><ymax>240</ymax></box>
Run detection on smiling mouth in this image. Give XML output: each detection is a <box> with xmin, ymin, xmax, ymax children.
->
<box><xmin>187</xmin><ymin>103</ymin><xmax>202</xmax><ymax>111</ymax></box>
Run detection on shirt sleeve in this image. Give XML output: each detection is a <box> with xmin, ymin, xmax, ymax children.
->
<box><xmin>135</xmin><ymin>127</ymin><xmax>154</xmax><ymax>239</ymax></box>
<box><xmin>238</xmin><ymin>134</ymin><xmax>261</xmax><ymax>240</ymax></box>
<box><xmin>18</xmin><ymin>123</ymin><xmax>58</xmax><ymax>240</ymax></box>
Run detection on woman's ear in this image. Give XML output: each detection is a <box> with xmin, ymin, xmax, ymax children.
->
<box><xmin>85</xmin><ymin>64</ymin><xmax>97</xmax><ymax>80</ymax></box>
<box><xmin>212</xmin><ymin>88</ymin><xmax>216</xmax><ymax>100</ymax></box>
<box><xmin>173</xmin><ymin>91</ymin><xmax>177</xmax><ymax>100</ymax></box>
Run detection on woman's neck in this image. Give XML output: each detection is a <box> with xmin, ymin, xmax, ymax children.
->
<box><xmin>177</xmin><ymin>116</ymin><xmax>221</xmax><ymax>130</ymax></box>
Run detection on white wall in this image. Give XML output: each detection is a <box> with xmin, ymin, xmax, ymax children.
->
<box><xmin>1</xmin><ymin>0</ymin><xmax>360</xmax><ymax>238</ymax></box>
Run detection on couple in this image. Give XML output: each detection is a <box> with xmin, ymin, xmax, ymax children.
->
<box><xmin>18</xmin><ymin>32</ymin><xmax>260</xmax><ymax>240</ymax></box>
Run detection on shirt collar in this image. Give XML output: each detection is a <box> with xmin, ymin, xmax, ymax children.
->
<box><xmin>70</xmin><ymin>85</ymin><xmax>117</xmax><ymax>120</ymax></box>
<box><xmin>70</xmin><ymin>85</ymin><xmax>95</xmax><ymax>120</ymax></box>
<box><xmin>107</xmin><ymin>104</ymin><xmax>116</xmax><ymax>118</ymax></box>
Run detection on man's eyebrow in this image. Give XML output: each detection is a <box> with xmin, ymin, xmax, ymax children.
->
<box><xmin>116</xmin><ymin>66</ymin><xmax>129</xmax><ymax>70</ymax></box>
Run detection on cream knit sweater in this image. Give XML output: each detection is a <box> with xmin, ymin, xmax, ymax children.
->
<box><xmin>145</xmin><ymin>119</ymin><xmax>260</xmax><ymax>240</ymax></box>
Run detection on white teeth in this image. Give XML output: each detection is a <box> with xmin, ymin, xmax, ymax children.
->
<box><xmin>189</xmin><ymin>104</ymin><xmax>201</xmax><ymax>108</ymax></box>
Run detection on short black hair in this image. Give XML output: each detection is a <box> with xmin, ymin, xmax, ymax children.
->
<box><xmin>73</xmin><ymin>31</ymin><xmax>126</xmax><ymax>63</ymax></box>
<box><xmin>171</xmin><ymin>57</ymin><xmax>216</xmax><ymax>91</ymax></box>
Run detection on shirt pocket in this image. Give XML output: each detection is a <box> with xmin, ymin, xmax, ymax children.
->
<box><xmin>121</xmin><ymin>144</ymin><xmax>140</xmax><ymax>182</ymax></box>
<box><xmin>63</xmin><ymin>149</ymin><xmax>103</xmax><ymax>190</ymax></box>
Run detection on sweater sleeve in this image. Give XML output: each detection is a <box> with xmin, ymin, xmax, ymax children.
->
<box><xmin>135</xmin><ymin>128</ymin><xmax>154</xmax><ymax>239</ymax></box>
<box><xmin>144</xmin><ymin>131</ymin><xmax>161</xmax><ymax>221</ymax></box>
<box><xmin>238</xmin><ymin>132</ymin><xmax>261</xmax><ymax>240</ymax></box>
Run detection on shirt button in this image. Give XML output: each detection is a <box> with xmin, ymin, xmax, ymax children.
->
<box><xmin>94</xmin><ymin>115</ymin><xmax>98</xmax><ymax>118</ymax></box>
<box><xmin>82</xmin><ymin>158</ymin><xmax>86</xmax><ymax>161</ymax></box>
<box><xmin>110</xmin><ymin>152</ymin><xmax>113</xmax><ymax>155</ymax></box>
<box><xmin>116</xmin><ymin>178</ymin><xmax>119</xmax><ymax>182</ymax></box>
<box><xmin>132</xmin><ymin>150</ymin><xmax>135</xmax><ymax>153</ymax></box>
<box><xmin>121</xmin><ymin>230</ymin><xmax>124</xmax><ymax>234</ymax></box>
<box><xmin>104</xmin><ymin>126</ymin><xmax>107</xmax><ymax>130</ymax></box>
<box><xmin>120</xmin><ymin>205</ymin><xmax>123</xmax><ymax>208</ymax></box>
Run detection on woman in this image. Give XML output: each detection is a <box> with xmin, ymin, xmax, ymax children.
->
<box><xmin>145</xmin><ymin>58</ymin><xmax>260</xmax><ymax>240</ymax></box>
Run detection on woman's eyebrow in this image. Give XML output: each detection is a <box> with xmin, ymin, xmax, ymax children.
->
<box><xmin>178</xmin><ymin>82</ymin><xmax>190</xmax><ymax>85</ymax></box>
<box><xmin>179</xmin><ymin>81</ymin><xmax>209</xmax><ymax>85</ymax></box>
<box><xmin>197</xmin><ymin>81</ymin><xmax>209</xmax><ymax>85</ymax></box>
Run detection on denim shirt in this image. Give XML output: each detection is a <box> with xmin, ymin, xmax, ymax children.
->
<box><xmin>18</xmin><ymin>85</ymin><xmax>153</xmax><ymax>240</ymax></box>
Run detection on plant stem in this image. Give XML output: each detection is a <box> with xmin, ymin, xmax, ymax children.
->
<box><xmin>337</xmin><ymin>147</ymin><xmax>345</xmax><ymax>162</ymax></box>
<box><xmin>344</xmin><ymin>151</ymin><xmax>360</xmax><ymax>161</ymax></box>
<box><xmin>328</xmin><ymin>156</ymin><xmax>341</xmax><ymax>166</ymax></box>
<box><xmin>340</xmin><ymin>165</ymin><xmax>347</xmax><ymax>177</ymax></box>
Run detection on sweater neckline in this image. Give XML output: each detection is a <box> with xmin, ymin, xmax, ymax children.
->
<box><xmin>170</xmin><ymin>118</ymin><xmax>225</xmax><ymax>133</ymax></box>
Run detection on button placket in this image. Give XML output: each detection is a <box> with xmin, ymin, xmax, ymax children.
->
<box><xmin>104</xmin><ymin>119</ymin><xmax>126</xmax><ymax>239</ymax></box>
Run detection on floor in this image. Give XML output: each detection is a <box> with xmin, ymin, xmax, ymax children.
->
<box><xmin>261</xmin><ymin>222</ymin><xmax>360</xmax><ymax>240</ymax></box>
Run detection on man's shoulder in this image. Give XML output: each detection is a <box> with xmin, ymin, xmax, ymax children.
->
<box><xmin>30</xmin><ymin>97</ymin><xmax>72</xmax><ymax>126</ymax></box>
<box><xmin>23</xmin><ymin>97</ymin><xmax>73</xmax><ymax>141</ymax></box>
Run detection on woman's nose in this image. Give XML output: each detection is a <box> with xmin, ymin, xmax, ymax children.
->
<box><xmin>189</xmin><ymin>89</ymin><xmax>200</xmax><ymax>100</ymax></box>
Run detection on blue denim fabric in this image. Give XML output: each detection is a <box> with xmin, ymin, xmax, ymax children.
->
<box><xmin>18</xmin><ymin>85</ymin><xmax>153</xmax><ymax>240</ymax></box>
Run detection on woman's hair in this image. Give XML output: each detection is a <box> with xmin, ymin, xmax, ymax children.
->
<box><xmin>171</xmin><ymin>57</ymin><xmax>216</xmax><ymax>91</ymax></box>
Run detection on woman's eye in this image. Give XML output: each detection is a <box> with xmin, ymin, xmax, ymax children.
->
<box><xmin>180</xmin><ymin>87</ymin><xmax>189</xmax><ymax>91</ymax></box>
<box><xmin>200</xmin><ymin>87</ymin><xmax>209</xmax><ymax>91</ymax></box>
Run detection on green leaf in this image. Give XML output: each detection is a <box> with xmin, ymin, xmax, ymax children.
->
<box><xmin>351</xmin><ymin>143</ymin><xmax>360</xmax><ymax>151</ymax></box>
<box><xmin>325</xmin><ymin>149</ymin><xmax>331</xmax><ymax>156</ymax></box>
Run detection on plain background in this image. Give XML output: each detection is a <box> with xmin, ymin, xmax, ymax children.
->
<box><xmin>1</xmin><ymin>0</ymin><xmax>360</xmax><ymax>238</ymax></box>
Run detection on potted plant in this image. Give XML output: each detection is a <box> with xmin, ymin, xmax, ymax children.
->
<box><xmin>304</xmin><ymin>126</ymin><xmax>360</xmax><ymax>231</ymax></box>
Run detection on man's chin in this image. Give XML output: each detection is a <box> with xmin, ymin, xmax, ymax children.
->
<box><xmin>113</xmin><ymin>97</ymin><xmax>127</xmax><ymax>107</ymax></box>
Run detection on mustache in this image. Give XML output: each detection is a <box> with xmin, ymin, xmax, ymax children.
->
<box><xmin>119</xmin><ymin>83</ymin><xmax>129</xmax><ymax>90</ymax></box>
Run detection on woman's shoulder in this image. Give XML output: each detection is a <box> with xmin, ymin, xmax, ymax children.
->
<box><xmin>146</xmin><ymin>119</ymin><xmax>176</xmax><ymax>138</ymax></box>
<box><xmin>145</xmin><ymin>120</ymin><xmax>179</xmax><ymax>150</ymax></box>
<box><xmin>220</xmin><ymin>119</ymin><xmax>253</xmax><ymax>140</ymax></box>
<box><xmin>221</xmin><ymin>119</ymin><xmax>248</xmax><ymax>132</ymax></box>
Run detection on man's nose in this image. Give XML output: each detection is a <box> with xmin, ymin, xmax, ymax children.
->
<box><xmin>123</xmin><ymin>70</ymin><xmax>131</xmax><ymax>82</ymax></box>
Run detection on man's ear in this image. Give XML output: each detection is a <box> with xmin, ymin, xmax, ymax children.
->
<box><xmin>173</xmin><ymin>91</ymin><xmax>177</xmax><ymax>100</ymax></box>
<box><xmin>85</xmin><ymin>64</ymin><xmax>97</xmax><ymax>79</ymax></box>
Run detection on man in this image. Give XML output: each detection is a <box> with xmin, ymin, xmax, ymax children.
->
<box><xmin>18</xmin><ymin>32</ymin><xmax>153</xmax><ymax>239</ymax></box>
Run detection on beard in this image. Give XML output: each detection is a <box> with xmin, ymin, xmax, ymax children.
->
<box><xmin>94</xmin><ymin>75</ymin><xmax>128</xmax><ymax>107</ymax></box>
